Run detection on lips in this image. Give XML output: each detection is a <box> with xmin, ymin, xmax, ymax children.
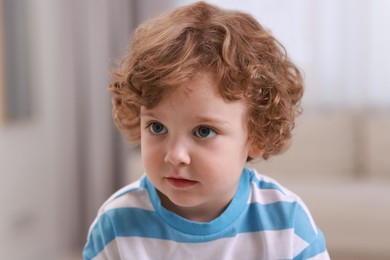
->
<box><xmin>166</xmin><ymin>177</ymin><xmax>198</xmax><ymax>189</ymax></box>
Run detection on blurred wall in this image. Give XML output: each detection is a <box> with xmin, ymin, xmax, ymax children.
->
<box><xmin>0</xmin><ymin>0</ymin><xmax>134</xmax><ymax>259</ymax></box>
<box><xmin>192</xmin><ymin>0</ymin><xmax>390</xmax><ymax>108</ymax></box>
<box><xmin>0</xmin><ymin>1</ymin><xmax>67</xmax><ymax>259</ymax></box>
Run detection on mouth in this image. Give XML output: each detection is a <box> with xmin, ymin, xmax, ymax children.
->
<box><xmin>166</xmin><ymin>177</ymin><xmax>199</xmax><ymax>189</ymax></box>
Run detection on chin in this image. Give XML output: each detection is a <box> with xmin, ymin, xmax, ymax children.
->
<box><xmin>163</xmin><ymin>191</ymin><xmax>202</xmax><ymax>209</ymax></box>
<box><xmin>168</xmin><ymin>194</ymin><xmax>199</xmax><ymax>207</ymax></box>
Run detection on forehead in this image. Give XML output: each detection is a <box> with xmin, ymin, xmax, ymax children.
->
<box><xmin>141</xmin><ymin>72</ymin><xmax>249</xmax><ymax>122</ymax></box>
<box><xmin>143</xmin><ymin>71</ymin><xmax>220</xmax><ymax>108</ymax></box>
<box><xmin>172</xmin><ymin>72</ymin><xmax>219</xmax><ymax>99</ymax></box>
<box><xmin>140</xmin><ymin>71</ymin><xmax>249</xmax><ymax>114</ymax></box>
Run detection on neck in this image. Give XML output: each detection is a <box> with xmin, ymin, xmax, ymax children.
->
<box><xmin>158</xmin><ymin>191</ymin><xmax>233</xmax><ymax>222</ymax></box>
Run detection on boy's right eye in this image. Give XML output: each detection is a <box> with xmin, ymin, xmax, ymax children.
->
<box><xmin>148</xmin><ymin>122</ymin><xmax>167</xmax><ymax>135</ymax></box>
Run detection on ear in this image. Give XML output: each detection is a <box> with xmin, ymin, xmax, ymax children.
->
<box><xmin>248</xmin><ymin>144</ymin><xmax>263</xmax><ymax>159</ymax></box>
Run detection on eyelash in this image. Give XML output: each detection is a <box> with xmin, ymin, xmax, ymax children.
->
<box><xmin>193</xmin><ymin>126</ymin><xmax>217</xmax><ymax>138</ymax></box>
<box><xmin>146</xmin><ymin>122</ymin><xmax>218</xmax><ymax>139</ymax></box>
<box><xmin>147</xmin><ymin>121</ymin><xmax>167</xmax><ymax>135</ymax></box>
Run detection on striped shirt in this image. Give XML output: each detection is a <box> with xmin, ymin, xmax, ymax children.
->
<box><xmin>83</xmin><ymin>168</ymin><xmax>329</xmax><ymax>260</ymax></box>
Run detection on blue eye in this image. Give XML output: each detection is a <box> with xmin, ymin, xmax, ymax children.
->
<box><xmin>194</xmin><ymin>126</ymin><xmax>216</xmax><ymax>138</ymax></box>
<box><xmin>149</xmin><ymin>122</ymin><xmax>167</xmax><ymax>135</ymax></box>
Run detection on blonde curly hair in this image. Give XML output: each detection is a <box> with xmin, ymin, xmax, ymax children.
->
<box><xmin>109</xmin><ymin>1</ymin><xmax>303</xmax><ymax>160</ymax></box>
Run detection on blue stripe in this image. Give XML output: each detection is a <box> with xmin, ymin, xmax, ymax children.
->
<box><xmin>240</xmin><ymin>201</ymin><xmax>316</xmax><ymax>243</ymax></box>
<box><xmin>293</xmin><ymin>204</ymin><xmax>317</xmax><ymax>242</ymax></box>
<box><xmin>83</xmin><ymin>199</ymin><xmax>318</xmax><ymax>259</ymax></box>
<box><xmin>84</xmin><ymin>177</ymin><xmax>149</xmax><ymax>259</ymax></box>
<box><xmin>248</xmin><ymin>170</ymin><xmax>318</xmax><ymax>243</ymax></box>
<box><xmin>83</xmin><ymin>210</ymin><xmax>117</xmax><ymax>259</ymax></box>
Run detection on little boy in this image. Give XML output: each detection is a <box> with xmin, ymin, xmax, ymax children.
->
<box><xmin>84</xmin><ymin>2</ymin><xmax>329</xmax><ymax>259</ymax></box>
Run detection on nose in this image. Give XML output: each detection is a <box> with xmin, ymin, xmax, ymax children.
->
<box><xmin>164</xmin><ymin>139</ymin><xmax>191</xmax><ymax>166</ymax></box>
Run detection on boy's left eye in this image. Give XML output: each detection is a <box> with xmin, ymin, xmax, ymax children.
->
<box><xmin>193</xmin><ymin>126</ymin><xmax>217</xmax><ymax>138</ymax></box>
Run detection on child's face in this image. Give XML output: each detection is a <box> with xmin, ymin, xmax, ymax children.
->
<box><xmin>140</xmin><ymin>73</ymin><xmax>260</xmax><ymax>222</ymax></box>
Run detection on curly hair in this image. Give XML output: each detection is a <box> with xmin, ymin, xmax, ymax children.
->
<box><xmin>109</xmin><ymin>1</ymin><xmax>303</xmax><ymax>160</ymax></box>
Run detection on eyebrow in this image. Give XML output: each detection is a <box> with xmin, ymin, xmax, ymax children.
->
<box><xmin>193</xmin><ymin>115</ymin><xmax>231</xmax><ymax>126</ymax></box>
<box><xmin>140</xmin><ymin>110</ymin><xmax>230</xmax><ymax>125</ymax></box>
<box><xmin>140</xmin><ymin>110</ymin><xmax>157</xmax><ymax>117</ymax></box>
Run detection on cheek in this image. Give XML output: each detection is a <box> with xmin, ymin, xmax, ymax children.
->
<box><xmin>195</xmin><ymin>143</ymin><xmax>245</xmax><ymax>173</ymax></box>
<box><xmin>213</xmin><ymin>139</ymin><xmax>249</xmax><ymax>162</ymax></box>
<box><xmin>141</xmin><ymin>138</ymin><xmax>162</xmax><ymax>170</ymax></box>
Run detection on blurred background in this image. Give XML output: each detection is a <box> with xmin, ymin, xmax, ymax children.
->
<box><xmin>0</xmin><ymin>0</ymin><xmax>389</xmax><ymax>259</ymax></box>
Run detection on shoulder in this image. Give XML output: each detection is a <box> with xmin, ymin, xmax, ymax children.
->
<box><xmin>245</xmin><ymin>168</ymin><xmax>329</xmax><ymax>259</ymax></box>
<box><xmin>247</xmin><ymin>167</ymin><xmax>314</xmax><ymax>222</ymax></box>
<box><xmin>83</xmin><ymin>176</ymin><xmax>155</xmax><ymax>259</ymax></box>
<box><xmin>96</xmin><ymin>176</ymin><xmax>153</xmax><ymax>217</ymax></box>
<box><xmin>246</xmin><ymin>167</ymin><xmax>304</xmax><ymax>205</ymax></box>
<box><xmin>87</xmin><ymin>175</ymin><xmax>155</xmax><ymax>240</ymax></box>
<box><xmin>246</xmin><ymin>168</ymin><xmax>318</xmax><ymax>238</ymax></box>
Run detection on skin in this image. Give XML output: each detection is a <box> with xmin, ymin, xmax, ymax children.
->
<box><xmin>140</xmin><ymin>72</ymin><xmax>261</xmax><ymax>222</ymax></box>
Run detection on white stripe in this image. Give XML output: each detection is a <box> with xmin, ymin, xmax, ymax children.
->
<box><xmin>103</xmin><ymin>189</ymin><xmax>154</xmax><ymax>212</ymax></box>
<box><xmin>248</xmin><ymin>183</ymin><xmax>298</xmax><ymax>205</ymax></box>
<box><xmin>293</xmin><ymin>233</ymin><xmax>310</xmax><ymax>258</ymax></box>
<box><xmin>93</xmin><ymin>239</ymin><xmax>121</xmax><ymax>260</ymax></box>
<box><xmin>108</xmin><ymin>179</ymin><xmax>143</xmax><ymax>201</ymax></box>
<box><xmin>98</xmin><ymin>179</ymin><xmax>143</xmax><ymax>215</ymax></box>
<box><xmin>307</xmin><ymin>250</ymin><xmax>331</xmax><ymax>260</ymax></box>
<box><xmin>95</xmin><ymin>230</ymin><xmax>300</xmax><ymax>260</ymax></box>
